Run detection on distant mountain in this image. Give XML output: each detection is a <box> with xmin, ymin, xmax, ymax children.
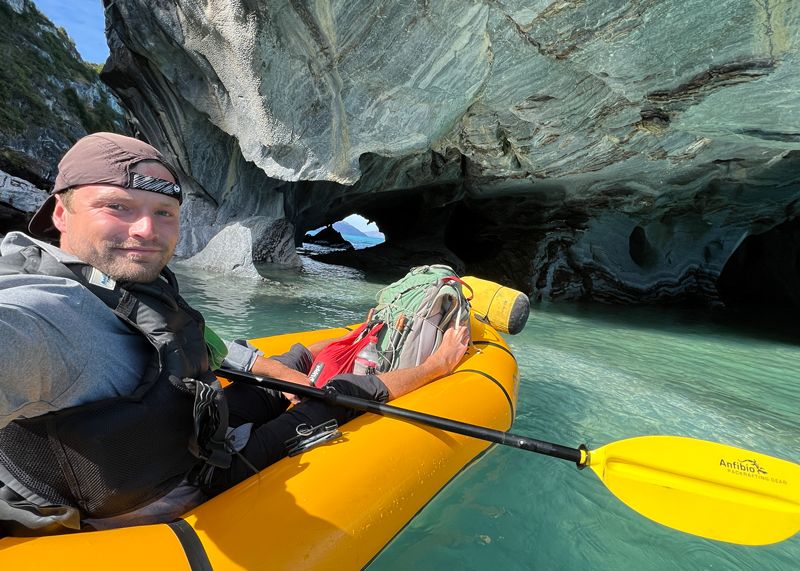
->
<box><xmin>304</xmin><ymin>225</ymin><xmax>354</xmax><ymax>249</ymax></box>
<box><xmin>365</xmin><ymin>231</ymin><xmax>385</xmax><ymax>239</ymax></box>
<box><xmin>333</xmin><ymin>220</ymin><xmax>368</xmax><ymax>238</ymax></box>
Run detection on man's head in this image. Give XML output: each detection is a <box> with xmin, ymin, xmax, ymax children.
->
<box><xmin>29</xmin><ymin>133</ymin><xmax>182</xmax><ymax>283</ymax></box>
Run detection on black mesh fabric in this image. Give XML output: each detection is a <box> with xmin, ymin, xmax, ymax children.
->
<box><xmin>0</xmin><ymin>373</ymin><xmax>199</xmax><ymax>517</ymax></box>
<box><xmin>0</xmin><ymin>421</ymin><xmax>74</xmax><ymax>506</ymax></box>
<box><xmin>47</xmin><ymin>373</ymin><xmax>198</xmax><ymax>517</ymax></box>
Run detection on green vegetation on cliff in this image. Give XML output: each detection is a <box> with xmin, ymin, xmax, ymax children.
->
<box><xmin>0</xmin><ymin>1</ymin><xmax>121</xmax><ymax>134</ymax></box>
<box><xmin>0</xmin><ymin>0</ymin><xmax>126</xmax><ymax>185</ymax></box>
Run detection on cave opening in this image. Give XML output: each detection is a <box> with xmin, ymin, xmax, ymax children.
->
<box><xmin>304</xmin><ymin>213</ymin><xmax>384</xmax><ymax>250</ymax></box>
<box><xmin>717</xmin><ymin>217</ymin><xmax>800</xmax><ymax>312</ymax></box>
<box><xmin>442</xmin><ymin>198</ymin><xmax>540</xmax><ymax>292</ymax></box>
<box><xmin>302</xmin><ymin>189</ymin><xmax>539</xmax><ymax>292</ymax></box>
<box><xmin>336</xmin><ymin>214</ymin><xmax>385</xmax><ymax>248</ymax></box>
<box><xmin>444</xmin><ymin>201</ymin><xmax>503</xmax><ymax>264</ymax></box>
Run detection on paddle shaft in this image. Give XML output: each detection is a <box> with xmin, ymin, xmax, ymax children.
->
<box><xmin>220</xmin><ymin>369</ymin><xmax>800</xmax><ymax>545</ymax></box>
<box><xmin>218</xmin><ymin>368</ymin><xmax>584</xmax><ymax>464</ymax></box>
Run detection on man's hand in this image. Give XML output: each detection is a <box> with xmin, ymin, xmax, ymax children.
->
<box><xmin>425</xmin><ymin>324</ymin><xmax>470</xmax><ymax>379</ymax></box>
<box><xmin>378</xmin><ymin>323</ymin><xmax>470</xmax><ymax>400</ymax></box>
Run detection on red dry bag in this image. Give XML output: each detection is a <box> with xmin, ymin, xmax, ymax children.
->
<box><xmin>307</xmin><ymin>322</ymin><xmax>385</xmax><ymax>387</ymax></box>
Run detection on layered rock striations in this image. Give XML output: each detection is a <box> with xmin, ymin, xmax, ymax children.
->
<box><xmin>100</xmin><ymin>0</ymin><xmax>800</xmax><ymax>306</ymax></box>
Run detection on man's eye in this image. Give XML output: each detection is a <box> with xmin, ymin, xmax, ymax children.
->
<box><xmin>106</xmin><ymin>203</ymin><xmax>126</xmax><ymax>211</ymax></box>
<box><xmin>156</xmin><ymin>210</ymin><xmax>176</xmax><ymax>217</ymax></box>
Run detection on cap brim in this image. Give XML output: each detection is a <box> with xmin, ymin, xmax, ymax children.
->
<box><xmin>28</xmin><ymin>194</ymin><xmax>59</xmax><ymax>241</ymax></box>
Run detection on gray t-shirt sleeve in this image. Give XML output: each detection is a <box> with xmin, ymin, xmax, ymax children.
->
<box><xmin>222</xmin><ymin>339</ymin><xmax>262</xmax><ymax>372</ymax></box>
<box><xmin>1</xmin><ymin>278</ymin><xmax>83</xmax><ymax>427</ymax></box>
<box><xmin>0</xmin><ymin>274</ymin><xmax>148</xmax><ymax>429</ymax></box>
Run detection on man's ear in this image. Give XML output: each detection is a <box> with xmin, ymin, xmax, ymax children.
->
<box><xmin>52</xmin><ymin>195</ymin><xmax>68</xmax><ymax>234</ymax></box>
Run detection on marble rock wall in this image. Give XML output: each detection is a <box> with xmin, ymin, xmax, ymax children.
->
<box><xmin>102</xmin><ymin>0</ymin><xmax>800</xmax><ymax>304</ymax></box>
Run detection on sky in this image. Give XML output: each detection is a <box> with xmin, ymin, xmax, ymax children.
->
<box><xmin>342</xmin><ymin>214</ymin><xmax>379</xmax><ymax>233</ymax></box>
<box><xmin>35</xmin><ymin>0</ymin><xmax>108</xmax><ymax>63</ymax></box>
<box><xmin>32</xmin><ymin>1</ymin><xmax>379</xmax><ymax>234</ymax></box>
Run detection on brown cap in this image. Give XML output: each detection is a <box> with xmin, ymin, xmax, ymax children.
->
<box><xmin>28</xmin><ymin>132</ymin><xmax>182</xmax><ymax>241</ymax></box>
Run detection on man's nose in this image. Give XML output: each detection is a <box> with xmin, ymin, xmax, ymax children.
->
<box><xmin>129</xmin><ymin>213</ymin><xmax>157</xmax><ymax>238</ymax></box>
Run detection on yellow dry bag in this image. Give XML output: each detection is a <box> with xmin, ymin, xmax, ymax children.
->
<box><xmin>462</xmin><ymin>276</ymin><xmax>530</xmax><ymax>335</ymax></box>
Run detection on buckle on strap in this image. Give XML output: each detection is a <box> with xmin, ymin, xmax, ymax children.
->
<box><xmin>285</xmin><ymin>420</ymin><xmax>341</xmax><ymax>457</ymax></box>
<box><xmin>175</xmin><ymin>376</ymin><xmax>232</xmax><ymax>469</ymax></box>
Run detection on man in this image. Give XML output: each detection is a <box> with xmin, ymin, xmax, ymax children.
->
<box><xmin>0</xmin><ymin>133</ymin><xmax>468</xmax><ymax>536</ymax></box>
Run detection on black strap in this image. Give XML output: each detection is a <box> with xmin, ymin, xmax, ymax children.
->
<box><xmin>167</xmin><ymin>519</ymin><xmax>213</xmax><ymax>571</ymax></box>
<box><xmin>455</xmin><ymin>368</ymin><xmax>516</xmax><ymax>418</ymax></box>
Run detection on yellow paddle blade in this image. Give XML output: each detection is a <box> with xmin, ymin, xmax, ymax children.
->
<box><xmin>587</xmin><ymin>435</ymin><xmax>800</xmax><ymax>545</ymax></box>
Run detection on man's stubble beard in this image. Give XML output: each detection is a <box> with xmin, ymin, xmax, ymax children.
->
<box><xmin>76</xmin><ymin>238</ymin><xmax>175</xmax><ymax>283</ymax></box>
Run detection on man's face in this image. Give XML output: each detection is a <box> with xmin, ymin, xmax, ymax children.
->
<box><xmin>52</xmin><ymin>164</ymin><xmax>180</xmax><ymax>283</ymax></box>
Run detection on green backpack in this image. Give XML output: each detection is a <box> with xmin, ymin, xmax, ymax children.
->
<box><xmin>368</xmin><ymin>265</ymin><xmax>471</xmax><ymax>372</ymax></box>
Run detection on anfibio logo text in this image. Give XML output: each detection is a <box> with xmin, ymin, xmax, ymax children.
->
<box><xmin>719</xmin><ymin>458</ymin><xmax>788</xmax><ymax>485</ymax></box>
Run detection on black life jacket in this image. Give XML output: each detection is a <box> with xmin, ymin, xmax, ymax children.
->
<box><xmin>0</xmin><ymin>244</ymin><xmax>230</xmax><ymax>523</ymax></box>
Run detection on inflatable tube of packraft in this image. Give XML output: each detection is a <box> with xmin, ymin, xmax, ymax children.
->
<box><xmin>0</xmin><ymin>313</ymin><xmax>518</xmax><ymax>570</ymax></box>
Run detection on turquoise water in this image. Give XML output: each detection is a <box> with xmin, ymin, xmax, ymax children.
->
<box><xmin>173</xmin><ymin>256</ymin><xmax>800</xmax><ymax>570</ymax></box>
<box><xmin>342</xmin><ymin>233</ymin><xmax>385</xmax><ymax>248</ymax></box>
